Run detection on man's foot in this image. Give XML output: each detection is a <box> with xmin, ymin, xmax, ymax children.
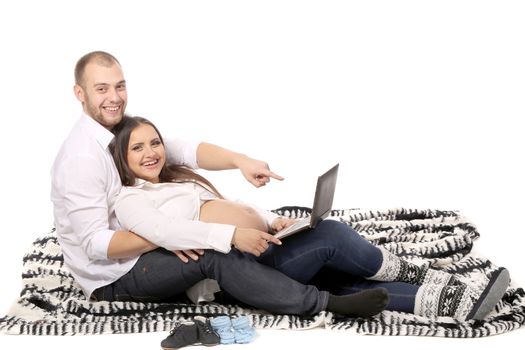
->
<box><xmin>327</xmin><ymin>287</ymin><xmax>389</xmax><ymax>317</ymax></box>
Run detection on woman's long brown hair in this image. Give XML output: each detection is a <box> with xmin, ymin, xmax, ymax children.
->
<box><xmin>110</xmin><ymin>116</ymin><xmax>223</xmax><ymax>198</ymax></box>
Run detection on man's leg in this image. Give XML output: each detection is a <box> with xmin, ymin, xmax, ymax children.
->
<box><xmin>309</xmin><ymin>267</ymin><xmax>417</xmax><ymax>313</ymax></box>
<box><xmin>96</xmin><ymin>248</ymin><xmax>328</xmax><ymax>315</ymax></box>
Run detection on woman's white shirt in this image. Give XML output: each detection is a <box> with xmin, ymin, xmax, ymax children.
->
<box><xmin>115</xmin><ymin>181</ymin><xmax>236</xmax><ymax>253</ymax></box>
<box><xmin>115</xmin><ymin>180</ymin><xmax>281</xmax><ymax>253</ymax></box>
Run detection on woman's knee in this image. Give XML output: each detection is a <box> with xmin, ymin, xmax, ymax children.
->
<box><xmin>316</xmin><ymin>220</ymin><xmax>371</xmax><ymax>247</ymax></box>
<box><xmin>317</xmin><ymin>220</ymin><xmax>355</xmax><ymax>239</ymax></box>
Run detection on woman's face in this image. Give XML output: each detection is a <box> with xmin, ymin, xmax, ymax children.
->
<box><xmin>127</xmin><ymin>123</ymin><xmax>166</xmax><ymax>183</ymax></box>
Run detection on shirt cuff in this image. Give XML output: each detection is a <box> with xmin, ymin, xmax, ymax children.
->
<box><xmin>259</xmin><ymin>209</ymin><xmax>280</xmax><ymax>227</ymax></box>
<box><xmin>91</xmin><ymin>229</ymin><xmax>116</xmax><ymax>260</ymax></box>
<box><xmin>245</xmin><ymin>203</ymin><xmax>280</xmax><ymax>227</ymax></box>
<box><xmin>206</xmin><ymin>224</ymin><xmax>235</xmax><ymax>253</ymax></box>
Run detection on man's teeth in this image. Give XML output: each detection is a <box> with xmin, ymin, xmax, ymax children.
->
<box><xmin>104</xmin><ymin>106</ymin><xmax>119</xmax><ymax>111</ymax></box>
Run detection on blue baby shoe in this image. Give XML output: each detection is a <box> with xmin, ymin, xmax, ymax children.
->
<box><xmin>231</xmin><ymin>315</ymin><xmax>256</xmax><ymax>344</ymax></box>
<box><xmin>210</xmin><ymin>315</ymin><xmax>235</xmax><ymax>345</ymax></box>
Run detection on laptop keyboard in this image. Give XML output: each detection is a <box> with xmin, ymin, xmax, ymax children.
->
<box><xmin>280</xmin><ymin>218</ymin><xmax>308</xmax><ymax>234</ymax></box>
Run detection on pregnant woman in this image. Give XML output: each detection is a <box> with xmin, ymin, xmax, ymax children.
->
<box><xmin>106</xmin><ymin>116</ymin><xmax>509</xmax><ymax>322</ymax></box>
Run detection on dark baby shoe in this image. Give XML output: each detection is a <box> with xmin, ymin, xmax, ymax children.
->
<box><xmin>194</xmin><ymin>316</ymin><xmax>221</xmax><ymax>346</ymax></box>
<box><xmin>160</xmin><ymin>321</ymin><xmax>198</xmax><ymax>350</ymax></box>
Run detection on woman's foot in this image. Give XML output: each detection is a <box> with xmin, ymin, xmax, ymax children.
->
<box><xmin>415</xmin><ymin>268</ymin><xmax>510</xmax><ymax>321</ymax></box>
<box><xmin>467</xmin><ymin>267</ymin><xmax>510</xmax><ymax>320</ymax></box>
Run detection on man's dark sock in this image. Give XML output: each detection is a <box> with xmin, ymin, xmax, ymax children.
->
<box><xmin>326</xmin><ymin>288</ymin><xmax>389</xmax><ymax>317</ymax></box>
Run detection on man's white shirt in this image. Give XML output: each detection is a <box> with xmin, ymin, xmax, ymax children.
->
<box><xmin>50</xmin><ymin>113</ymin><xmax>200</xmax><ymax>298</ymax></box>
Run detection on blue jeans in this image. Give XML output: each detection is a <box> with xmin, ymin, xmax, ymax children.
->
<box><xmin>256</xmin><ymin>220</ymin><xmax>418</xmax><ymax>313</ymax></box>
<box><xmin>93</xmin><ymin>247</ymin><xmax>329</xmax><ymax>316</ymax></box>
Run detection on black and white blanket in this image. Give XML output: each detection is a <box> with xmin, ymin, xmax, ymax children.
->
<box><xmin>1</xmin><ymin>208</ymin><xmax>523</xmax><ymax>337</ymax></box>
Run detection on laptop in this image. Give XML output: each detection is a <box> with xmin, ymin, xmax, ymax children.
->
<box><xmin>273</xmin><ymin>163</ymin><xmax>339</xmax><ymax>240</ymax></box>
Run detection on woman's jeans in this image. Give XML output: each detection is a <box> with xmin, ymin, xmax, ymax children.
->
<box><xmin>256</xmin><ymin>219</ymin><xmax>418</xmax><ymax>313</ymax></box>
<box><xmin>92</xmin><ymin>247</ymin><xmax>328</xmax><ymax>316</ymax></box>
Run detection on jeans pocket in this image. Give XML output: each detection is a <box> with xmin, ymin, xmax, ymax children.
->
<box><xmin>91</xmin><ymin>286</ymin><xmax>108</xmax><ymax>302</ymax></box>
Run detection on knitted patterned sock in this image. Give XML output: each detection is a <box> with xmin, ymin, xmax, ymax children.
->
<box><xmin>210</xmin><ymin>316</ymin><xmax>235</xmax><ymax>345</ymax></box>
<box><xmin>414</xmin><ymin>283</ymin><xmax>475</xmax><ymax>321</ymax></box>
<box><xmin>231</xmin><ymin>316</ymin><xmax>256</xmax><ymax>344</ymax></box>
<box><xmin>372</xmin><ymin>249</ymin><xmax>511</xmax><ymax>321</ymax></box>
<box><xmin>368</xmin><ymin>247</ymin><xmax>462</xmax><ymax>286</ymax></box>
<box><xmin>414</xmin><ymin>268</ymin><xmax>510</xmax><ymax>321</ymax></box>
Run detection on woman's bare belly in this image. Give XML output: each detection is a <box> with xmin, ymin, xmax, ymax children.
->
<box><xmin>199</xmin><ymin>199</ymin><xmax>268</xmax><ymax>232</ymax></box>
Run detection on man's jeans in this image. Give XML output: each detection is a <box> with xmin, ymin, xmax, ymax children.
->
<box><xmin>257</xmin><ymin>219</ymin><xmax>418</xmax><ymax>313</ymax></box>
<box><xmin>93</xmin><ymin>247</ymin><xmax>329</xmax><ymax>316</ymax></box>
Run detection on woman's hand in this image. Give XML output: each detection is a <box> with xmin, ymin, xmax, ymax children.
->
<box><xmin>231</xmin><ymin>228</ymin><xmax>282</xmax><ymax>256</ymax></box>
<box><xmin>270</xmin><ymin>217</ymin><xmax>297</xmax><ymax>233</ymax></box>
<box><xmin>173</xmin><ymin>249</ymin><xmax>204</xmax><ymax>263</ymax></box>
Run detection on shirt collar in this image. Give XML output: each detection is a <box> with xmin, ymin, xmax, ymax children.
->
<box><xmin>80</xmin><ymin>112</ymin><xmax>115</xmax><ymax>149</ymax></box>
<box><xmin>132</xmin><ymin>178</ymin><xmax>165</xmax><ymax>189</ymax></box>
<box><xmin>131</xmin><ymin>179</ymin><xmax>178</xmax><ymax>189</ymax></box>
<box><xmin>133</xmin><ymin>178</ymin><xmax>148</xmax><ymax>188</ymax></box>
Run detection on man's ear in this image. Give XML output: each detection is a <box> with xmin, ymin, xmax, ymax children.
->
<box><xmin>74</xmin><ymin>84</ymin><xmax>85</xmax><ymax>103</ymax></box>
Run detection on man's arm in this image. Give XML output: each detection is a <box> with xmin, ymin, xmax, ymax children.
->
<box><xmin>196</xmin><ymin>142</ymin><xmax>284</xmax><ymax>187</ymax></box>
<box><xmin>107</xmin><ymin>230</ymin><xmax>157</xmax><ymax>259</ymax></box>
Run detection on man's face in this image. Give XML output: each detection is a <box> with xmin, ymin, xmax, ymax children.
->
<box><xmin>75</xmin><ymin>62</ymin><xmax>127</xmax><ymax>129</ymax></box>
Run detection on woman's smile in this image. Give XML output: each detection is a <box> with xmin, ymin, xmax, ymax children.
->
<box><xmin>127</xmin><ymin>123</ymin><xmax>166</xmax><ymax>183</ymax></box>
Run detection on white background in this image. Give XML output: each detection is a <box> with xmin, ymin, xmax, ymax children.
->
<box><xmin>0</xmin><ymin>1</ymin><xmax>524</xmax><ymax>348</ymax></box>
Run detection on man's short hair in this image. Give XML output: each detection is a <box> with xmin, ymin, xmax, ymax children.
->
<box><xmin>74</xmin><ymin>51</ymin><xmax>120</xmax><ymax>87</ymax></box>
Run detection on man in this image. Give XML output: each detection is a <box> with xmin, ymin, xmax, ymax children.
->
<box><xmin>51</xmin><ymin>51</ymin><xmax>283</xmax><ymax>300</ymax></box>
<box><xmin>50</xmin><ymin>51</ymin><xmax>387</xmax><ymax>321</ymax></box>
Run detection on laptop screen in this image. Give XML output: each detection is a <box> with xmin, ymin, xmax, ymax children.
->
<box><xmin>310</xmin><ymin>164</ymin><xmax>339</xmax><ymax>226</ymax></box>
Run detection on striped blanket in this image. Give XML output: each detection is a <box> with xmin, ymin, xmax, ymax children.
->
<box><xmin>1</xmin><ymin>208</ymin><xmax>523</xmax><ymax>337</ymax></box>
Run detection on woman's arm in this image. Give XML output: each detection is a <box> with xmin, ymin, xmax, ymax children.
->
<box><xmin>115</xmin><ymin>189</ymin><xmax>236</xmax><ymax>253</ymax></box>
<box><xmin>115</xmin><ymin>188</ymin><xmax>282</xmax><ymax>256</ymax></box>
